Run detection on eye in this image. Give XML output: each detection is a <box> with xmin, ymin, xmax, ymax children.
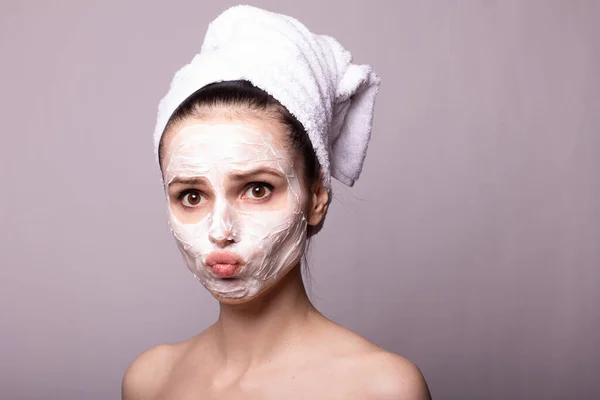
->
<box><xmin>178</xmin><ymin>190</ymin><xmax>206</xmax><ymax>208</ymax></box>
<box><xmin>243</xmin><ymin>182</ymin><xmax>274</xmax><ymax>200</ymax></box>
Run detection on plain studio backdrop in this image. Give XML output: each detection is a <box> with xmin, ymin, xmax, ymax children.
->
<box><xmin>1</xmin><ymin>1</ymin><xmax>598</xmax><ymax>399</ymax></box>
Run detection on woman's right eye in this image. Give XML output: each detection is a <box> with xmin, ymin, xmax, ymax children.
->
<box><xmin>178</xmin><ymin>190</ymin><xmax>206</xmax><ymax>208</ymax></box>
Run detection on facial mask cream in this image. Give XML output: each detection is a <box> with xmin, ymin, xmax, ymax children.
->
<box><xmin>164</xmin><ymin>123</ymin><xmax>307</xmax><ymax>299</ymax></box>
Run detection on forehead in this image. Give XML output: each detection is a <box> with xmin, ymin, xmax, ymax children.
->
<box><xmin>162</xmin><ymin>117</ymin><xmax>291</xmax><ymax>168</ymax></box>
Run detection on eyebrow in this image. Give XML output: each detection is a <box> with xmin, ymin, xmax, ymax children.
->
<box><xmin>168</xmin><ymin>176</ymin><xmax>206</xmax><ymax>186</ymax></box>
<box><xmin>168</xmin><ymin>168</ymin><xmax>284</xmax><ymax>187</ymax></box>
<box><xmin>229</xmin><ymin>168</ymin><xmax>285</xmax><ymax>182</ymax></box>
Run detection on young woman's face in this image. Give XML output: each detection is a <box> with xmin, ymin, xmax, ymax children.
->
<box><xmin>161</xmin><ymin>115</ymin><xmax>308</xmax><ymax>302</ymax></box>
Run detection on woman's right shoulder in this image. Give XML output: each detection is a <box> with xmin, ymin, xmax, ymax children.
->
<box><xmin>121</xmin><ymin>338</ymin><xmax>197</xmax><ymax>400</ymax></box>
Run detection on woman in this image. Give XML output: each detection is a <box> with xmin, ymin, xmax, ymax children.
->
<box><xmin>123</xmin><ymin>6</ymin><xmax>430</xmax><ymax>399</ymax></box>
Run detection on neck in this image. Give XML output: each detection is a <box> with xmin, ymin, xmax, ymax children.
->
<box><xmin>210</xmin><ymin>263</ymin><xmax>317</xmax><ymax>367</ymax></box>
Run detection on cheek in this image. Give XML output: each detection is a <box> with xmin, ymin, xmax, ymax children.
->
<box><xmin>168</xmin><ymin>211</ymin><xmax>212</xmax><ymax>258</ymax></box>
<box><xmin>240</xmin><ymin>206</ymin><xmax>306</xmax><ymax>257</ymax></box>
<box><xmin>168</xmin><ymin>201</ymin><xmax>211</xmax><ymax>224</ymax></box>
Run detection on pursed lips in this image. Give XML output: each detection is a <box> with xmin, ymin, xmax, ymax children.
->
<box><xmin>205</xmin><ymin>251</ymin><xmax>245</xmax><ymax>278</ymax></box>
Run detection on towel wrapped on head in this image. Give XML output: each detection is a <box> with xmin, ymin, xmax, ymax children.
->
<box><xmin>154</xmin><ymin>5</ymin><xmax>381</xmax><ymax>190</ymax></box>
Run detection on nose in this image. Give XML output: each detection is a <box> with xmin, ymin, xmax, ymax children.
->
<box><xmin>208</xmin><ymin>200</ymin><xmax>239</xmax><ymax>248</ymax></box>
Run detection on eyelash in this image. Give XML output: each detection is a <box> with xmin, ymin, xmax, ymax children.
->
<box><xmin>177</xmin><ymin>189</ymin><xmax>205</xmax><ymax>207</ymax></box>
<box><xmin>243</xmin><ymin>182</ymin><xmax>274</xmax><ymax>201</ymax></box>
<box><xmin>176</xmin><ymin>182</ymin><xmax>275</xmax><ymax>208</ymax></box>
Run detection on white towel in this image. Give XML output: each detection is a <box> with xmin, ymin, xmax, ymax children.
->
<box><xmin>153</xmin><ymin>5</ymin><xmax>381</xmax><ymax>189</ymax></box>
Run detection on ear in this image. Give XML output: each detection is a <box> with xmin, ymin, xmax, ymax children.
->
<box><xmin>307</xmin><ymin>170</ymin><xmax>329</xmax><ymax>228</ymax></box>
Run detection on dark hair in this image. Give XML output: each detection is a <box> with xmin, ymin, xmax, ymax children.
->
<box><xmin>157</xmin><ymin>80</ymin><xmax>323</xmax><ymax>236</ymax></box>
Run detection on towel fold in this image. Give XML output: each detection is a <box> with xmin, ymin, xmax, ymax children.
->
<box><xmin>154</xmin><ymin>5</ymin><xmax>381</xmax><ymax>189</ymax></box>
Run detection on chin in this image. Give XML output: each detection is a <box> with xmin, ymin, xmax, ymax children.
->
<box><xmin>213</xmin><ymin>292</ymin><xmax>255</xmax><ymax>305</ymax></box>
<box><xmin>211</xmin><ymin>288</ymin><xmax>269</xmax><ymax>307</ymax></box>
<box><xmin>208</xmin><ymin>268</ymin><xmax>294</xmax><ymax>306</ymax></box>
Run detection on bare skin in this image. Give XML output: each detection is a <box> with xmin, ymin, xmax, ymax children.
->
<box><xmin>123</xmin><ymin>110</ymin><xmax>431</xmax><ymax>399</ymax></box>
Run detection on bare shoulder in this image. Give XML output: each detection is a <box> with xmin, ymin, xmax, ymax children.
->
<box><xmin>314</xmin><ymin>319</ymin><xmax>431</xmax><ymax>399</ymax></box>
<box><xmin>357</xmin><ymin>350</ymin><xmax>431</xmax><ymax>400</ymax></box>
<box><xmin>121</xmin><ymin>341</ymin><xmax>191</xmax><ymax>400</ymax></box>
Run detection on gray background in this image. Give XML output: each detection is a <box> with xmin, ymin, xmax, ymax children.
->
<box><xmin>1</xmin><ymin>1</ymin><xmax>598</xmax><ymax>399</ymax></box>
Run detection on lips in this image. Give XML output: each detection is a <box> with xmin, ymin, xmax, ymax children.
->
<box><xmin>205</xmin><ymin>251</ymin><xmax>244</xmax><ymax>278</ymax></box>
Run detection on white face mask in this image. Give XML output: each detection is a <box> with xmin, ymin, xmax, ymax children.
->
<box><xmin>163</xmin><ymin>123</ymin><xmax>308</xmax><ymax>299</ymax></box>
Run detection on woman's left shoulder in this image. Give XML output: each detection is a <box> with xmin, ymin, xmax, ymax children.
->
<box><xmin>312</xmin><ymin>317</ymin><xmax>431</xmax><ymax>398</ymax></box>
<box><xmin>352</xmin><ymin>349</ymin><xmax>431</xmax><ymax>399</ymax></box>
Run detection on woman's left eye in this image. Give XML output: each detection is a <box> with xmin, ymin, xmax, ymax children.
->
<box><xmin>243</xmin><ymin>183</ymin><xmax>274</xmax><ymax>200</ymax></box>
